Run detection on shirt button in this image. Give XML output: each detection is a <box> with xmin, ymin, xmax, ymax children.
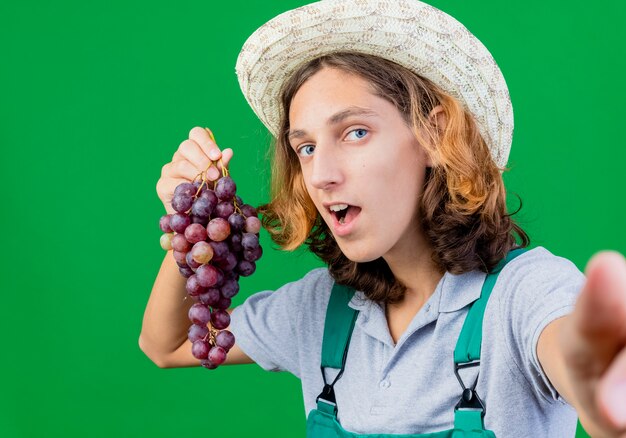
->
<box><xmin>379</xmin><ymin>379</ymin><xmax>390</xmax><ymax>389</ymax></box>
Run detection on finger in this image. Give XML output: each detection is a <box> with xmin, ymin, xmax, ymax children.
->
<box><xmin>573</xmin><ymin>251</ymin><xmax>626</xmax><ymax>342</ymax></box>
<box><xmin>206</xmin><ymin>166</ymin><xmax>220</xmax><ymax>181</ymax></box>
<box><xmin>598</xmin><ymin>345</ymin><xmax>626</xmax><ymax>429</ymax></box>
<box><xmin>177</xmin><ymin>139</ymin><xmax>212</xmax><ymax>173</ymax></box>
<box><xmin>216</xmin><ymin>148</ymin><xmax>234</xmax><ymax>170</ymax></box>
<box><xmin>172</xmin><ymin>150</ymin><xmax>184</xmax><ymax>162</ymax></box>
<box><xmin>565</xmin><ymin>251</ymin><xmax>626</xmax><ymax>385</ymax></box>
<box><xmin>189</xmin><ymin>126</ymin><xmax>222</xmax><ymax>161</ymax></box>
<box><xmin>207</xmin><ymin>148</ymin><xmax>234</xmax><ymax>180</ymax></box>
<box><xmin>161</xmin><ymin>159</ymin><xmax>204</xmax><ymax>182</ymax></box>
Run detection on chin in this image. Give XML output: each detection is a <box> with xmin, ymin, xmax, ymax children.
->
<box><xmin>336</xmin><ymin>242</ymin><xmax>382</xmax><ymax>264</ymax></box>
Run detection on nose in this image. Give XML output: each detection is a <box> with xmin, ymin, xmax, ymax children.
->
<box><xmin>309</xmin><ymin>143</ymin><xmax>344</xmax><ymax>190</ymax></box>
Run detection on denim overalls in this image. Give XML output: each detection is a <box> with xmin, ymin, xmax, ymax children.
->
<box><xmin>306</xmin><ymin>248</ymin><xmax>528</xmax><ymax>437</ymax></box>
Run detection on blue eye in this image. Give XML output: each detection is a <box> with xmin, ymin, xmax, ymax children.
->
<box><xmin>349</xmin><ymin>128</ymin><xmax>368</xmax><ymax>140</ymax></box>
<box><xmin>295</xmin><ymin>129</ymin><xmax>369</xmax><ymax>157</ymax></box>
<box><xmin>297</xmin><ymin>144</ymin><xmax>316</xmax><ymax>157</ymax></box>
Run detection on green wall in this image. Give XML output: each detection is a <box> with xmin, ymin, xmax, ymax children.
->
<box><xmin>1</xmin><ymin>0</ymin><xmax>623</xmax><ymax>436</ymax></box>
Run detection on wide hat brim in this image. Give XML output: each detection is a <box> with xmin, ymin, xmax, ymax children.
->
<box><xmin>235</xmin><ymin>0</ymin><xmax>513</xmax><ymax>168</ymax></box>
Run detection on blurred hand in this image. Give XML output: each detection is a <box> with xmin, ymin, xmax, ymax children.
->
<box><xmin>560</xmin><ymin>251</ymin><xmax>626</xmax><ymax>437</ymax></box>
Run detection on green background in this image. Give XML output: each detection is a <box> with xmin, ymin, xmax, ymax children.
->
<box><xmin>1</xmin><ymin>0</ymin><xmax>623</xmax><ymax>436</ymax></box>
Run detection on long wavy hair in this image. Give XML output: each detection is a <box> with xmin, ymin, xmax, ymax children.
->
<box><xmin>258</xmin><ymin>51</ymin><xmax>529</xmax><ymax>305</ymax></box>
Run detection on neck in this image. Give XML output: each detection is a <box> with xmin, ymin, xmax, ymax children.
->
<box><xmin>383</xmin><ymin>236</ymin><xmax>444</xmax><ymax>309</ymax></box>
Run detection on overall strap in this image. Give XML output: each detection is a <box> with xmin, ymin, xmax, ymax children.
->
<box><xmin>321</xmin><ymin>283</ymin><xmax>359</xmax><ymax>368</ymax></box>
<box><xmin>452</xmin><ymin>247</ymin><xmax>528</xmax><ymax>432</ymax></box>
<box><xmin>453</xmin><ymin>247</ymin><xmax>528</xmax><ymax>363</ymax></box>
<box><xmin>315</xmin><ymin>283</ymin><xmax>359</xmax><ymax>415</ymax></box>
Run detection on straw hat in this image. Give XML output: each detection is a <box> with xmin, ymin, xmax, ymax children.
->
<box><xmin>235</xmin><ymin>0</ymin><xmax>513</xmax><ymax>168</ymax></box>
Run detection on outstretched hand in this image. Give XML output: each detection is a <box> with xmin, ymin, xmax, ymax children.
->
<box><xmin>560</xmin><ymin>251</ymin><xmax>626</xmax><ymax>437</ymax></box>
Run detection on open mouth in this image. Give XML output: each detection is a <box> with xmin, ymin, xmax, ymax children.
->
<box><xmin>329</xmin><ymin>204</ymin><xmax>361</xmax><ymax>226</ymax></box>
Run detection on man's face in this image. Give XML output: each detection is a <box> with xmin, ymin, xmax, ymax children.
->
<box><xmin>288</xmin><ymin>67</ymin><xmax>431</xmax><ymax>263</ymax></box>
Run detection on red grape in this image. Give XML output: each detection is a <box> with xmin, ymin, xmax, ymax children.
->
<box><xmin>172</xmin><ymin>194</ymin><xmax>193</xmax><ymax>213</ymax></box>
<box><xmin>208</xmin><ymin>346</ymin><xmax>227</xmax><ymax>365</ymax></box>
<box><xmin>240</xmin><ymin>204</ymin><xmax>257</xmax><ymax>218</ymax></box>
<box><xmin>173</xmin><ymin>250</ymin><xmax>188</xmax><ymax>265</ymax></box>
<box><xmin>159</xmin><ymin>168</ymin><xmax>264</xmax><ymax>370</ymax></box>
<box><xmin>241</xmin><ymin>233</ymin><xmax>259</xmax><ymax>250</ymax></box>
<box><xmin>170</xmin><ymin>213</ymin><xmax>191</xmax><ymax>233</ymax></box>
<box><xmin>207</xmin><ymin>218</ymin><xmax>230</xmax><ymax>242</ymax></box>
<box><xmin>186</xmin><ymin>251</ymin><xmax>202</xmax><ymax>269</ymax></box>
<box><xmin>243</xmin><ymin>246</ymin><xmax>263</xmax><ymax>262</ymax></box>
<box><xmin>215</xmin><ymin>330</ymin><xmax>235</xmax><ymax>350</ymax></box>
<box><xmin>214</xmin><ymin>296</ymin><xmax>232</xmax><ymax>310</ymax></box>
<box><xmin>184</xmin><ymin>223</ymin><xmax>208</xmax><ymax>244</ymax></box>
<box><xmin>191</xmin><ymin>196</ymin><xmax>214</xmax><ymax>218</ymax></box>
<box><xmin>210</xmin><ymin>309</ymin><xmax>230</xmax><ymax>329</ymax></box>
<box><xmin>191</xmin><ymin>241</ymin><xmax>213</xmax><ymax>264</ymax></box>
<box><xmin>192</xmin><ymin>340</ymin><xmax>210</xmax><ymax>359</ymax></box>
<box><xmin>196</xmin><ymin>264</ymin><xmax>222</xmax><ymax>288</ymax></box>
<box><xmin>159</xmin><ymin>215</ymin><xmax>173</xmax><ymax>233</ymax></box>
<box><xmin>185</xmin><ymin>274</ymin><xmax>207</xmax><ymax>296</ymax></box>
<box><xmin>215</xmin><ymin>252</ymin><xmax>238</xmax><ymax>272</ymax></box>
<box><xmin>171</xmin><ymin>233</ymin><xmax>192</xmax><ymax>252</ymax></box>
<box><xmin>200</xmin><ymin>359</ymin><xmax>218</xmax><ymax>369</ymax></box>
<box><xmin>237</xmin><ymin>260</ymin><xmax>256</xmax><ymax>277</ymax></box>
<box><xmin>189</xmin><ymin>303</ymin><xmax>211</xmax><ymax>325</ymax></box>
<box><xmin>188</xmin><ymin>324</ymin><xmax>209</xmax><ymax>343</ymax></box>
<box><xmin>209</xmin><ymin>241</ymin><xmax>229</xmax><ymax>261</ymax></box>
<box><xmin>228</xmin><ymin>213</ymin><xmax>246</xmax><ymax>232</ymax></box>
<box><xmin>220</xmin><ymin>278</ymin><xmax>240</xmax><ymax>299</ymax></box>
<box><xmin>178</xmin><ymin>266</ymin><xmax>194</xmax><ymax>278</ymax></box>
<box><xmin>245</xmin><ymin>216</ymin><xmax>261</xmax><ymax>233</ymax></box>
<box><xmin>174</xmin><ymin>182</ymin><xmax>196</xmax><ymax>198</ymax></box>
<box><xmin>199</xmin><ymin>288</ymin><xmax>221</xmax><ymax>307</ymax></box>
<box><xmin>215</xmin><ymin>201</ymin><xmax>235</xmax><ymax>219</ymax></box>
<box><xmin>215</xmin><ymin>176</ymin><xmax>236</xmax><ymax>200</ymax></box>
<box><xmin>229</xmin><ymin>233</ymin><xmax>243</xmax><ymax>252</ymax></box>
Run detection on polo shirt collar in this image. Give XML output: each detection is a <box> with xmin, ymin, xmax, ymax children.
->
<box><xmin>438</xmin><ymin>270</ymin><xmax>487</xmax><ymax>313</ymax></box>
<box><xmin>346</xmin><ymin>269</ymin><xmax>487</xmax><ymax>346</ymax></box>
<box><xmin>347</xmin><ymin>269</ymin><xmax>486</xmax><ymax>312</ymax></box>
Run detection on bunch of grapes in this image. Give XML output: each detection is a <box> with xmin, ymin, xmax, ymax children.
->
<box><xmin>158</xmin><ymin>155</ymin><xmax>262</xmax><ymax>370</ymax></box>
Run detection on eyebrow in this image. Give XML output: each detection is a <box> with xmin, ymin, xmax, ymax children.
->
<box><xmin>287</xmin><ymin>106</ymin><xmax>379</xmax><ymax>141</ymax></box>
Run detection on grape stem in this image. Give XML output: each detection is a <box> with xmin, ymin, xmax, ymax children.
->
<box><xmin>205</xmin><ymin>127</ymin><xmax>230</xmax><ymax>179</ymax></box>
<box><xmin>191</xmin><ymin>156</ymin><xmax>229</xmax><ymax>198</ymax></box>
<box><xmin>192</xmin><ymin>177</ymin><xmax>208</xmax><ymax>197</ymax></box>
<box><xmin>205</xmin><ymin>323</ymin><xmax>218</xmax><ymax>346</ymax></box>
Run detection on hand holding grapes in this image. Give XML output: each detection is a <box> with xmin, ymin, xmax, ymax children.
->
<box><xmin>157</xmin><ymin>126</ymin><xmax>234</xmax><ymax>216</ymax></box>
<box><xmin>156</xmin><ymin>126</ymin><xmax>263</xmax><ymax>369</ymax></box>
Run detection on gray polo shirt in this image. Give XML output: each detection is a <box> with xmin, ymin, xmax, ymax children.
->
<box><xmin>230</xmin><ymin>246</ymin><xmax>585</xmax><ymax>436</ymax></box>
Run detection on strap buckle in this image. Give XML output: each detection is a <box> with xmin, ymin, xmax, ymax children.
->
<box><xmin>316</xmin><ymin>365</ymin><xmax>342</xmax><ymax>406</ymax></box>
<box><xmin>453</xmin><ymin>360</ymin><xmax>486</xmax><ymax>413</ymax></box>
<box><xmin>315</xmin><ymin>383</ymin><xmax>336</xmax><ymax>405</ymax></box>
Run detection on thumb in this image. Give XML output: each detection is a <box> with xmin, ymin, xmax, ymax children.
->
<box><xmin>571</xmin><ymin>251</ymin><xmax>626</xmax><ymax>354</ymax></box>
<box><xmin>221</xmin><ymin>148</ymin><xmax>234</xmax><ymax>169</ymax></box>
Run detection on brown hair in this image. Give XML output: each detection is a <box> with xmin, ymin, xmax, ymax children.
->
<box><xmin>258</xmin><ymin>51</ymin><xmax>529</xmax><ymax>305</ymax></box>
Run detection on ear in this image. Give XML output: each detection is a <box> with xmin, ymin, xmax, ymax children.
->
<box><xmin>421</xmin><ymin>105</ymin><xmax>447</xmax><ymax>168</ymax></box>
<box><xmin>428</xmin><ymin>105</ymin><xmax>447</xmax><ymax>133</ymax></box>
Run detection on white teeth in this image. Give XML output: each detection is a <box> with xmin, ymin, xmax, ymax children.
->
<box><xmin>329</xmin><ymin>204</ymin><xmax>349</xmax><ymax>212</ymax></box>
